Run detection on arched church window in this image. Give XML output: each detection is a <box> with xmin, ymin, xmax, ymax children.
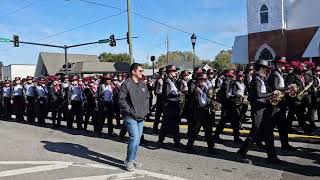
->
<box><xmin>260</xmin><ymin>5</ymin><xmax>269</xmax><ymax>24</ymax></box>
<box><xmin>259</xmin><ymin>48</ymin><xmax>274</xmax><ymax>61</ymax></box>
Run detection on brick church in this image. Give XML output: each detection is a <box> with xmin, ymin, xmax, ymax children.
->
<box><xmin>232</xmin><ymin>0</ymin><xmax>320</xmax><ymax>64</ymax></box>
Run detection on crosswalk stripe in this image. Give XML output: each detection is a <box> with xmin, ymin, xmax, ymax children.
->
<box><xmin>0</xmin><ymin>164</ymin><xmax>70</xmax><ymax>177</ymax></box>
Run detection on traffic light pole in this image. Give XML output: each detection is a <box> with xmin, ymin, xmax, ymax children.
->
<box><xmin>8</xmin><ymin>36</ymin><xmax>137</xmax><ymax>76</ymax></box>
<box><xmin>64</xmin><ymin>46</ymin><xmax>68</xmax><ymax>76</ymax></box>
<box><xmin>127</xmin><ymin>0</ymin><xmax>134</xmax><ymax>64</ymax></box>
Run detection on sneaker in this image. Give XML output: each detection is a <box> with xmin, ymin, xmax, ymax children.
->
<box><xmin>133</xmin><ymin>161</ymin><xmax>143</xmax><ymax>168</ymax></box>
<box><xmin>124</xmin><ymin>160</ymin><xmax>136</xmax><ymax>172</ymax></box>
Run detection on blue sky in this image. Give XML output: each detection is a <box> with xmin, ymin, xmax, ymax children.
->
<box><xmin>0</xmin><ymin>0</ymin><xmax>247</xmax><ymax>65</ymax></box>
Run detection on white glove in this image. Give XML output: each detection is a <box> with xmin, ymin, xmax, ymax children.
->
<box><xmin>26</xmin><ymin>100</ymin><xmax>29</xmax><ymax>104</ymax></box>
<box><xmin>10</xmin><ymin>100</ymin><xmax>13</xmax><ymax>104</ymax></box>
<box><xmin>68</xmin><ymin>105</ymin><xmax>72</xmax><ymax>110</ymax></box>
<box><xmin>40</xmin><ymin>101</ymin><xmax>43</xmax><ymax>105</ymax></box>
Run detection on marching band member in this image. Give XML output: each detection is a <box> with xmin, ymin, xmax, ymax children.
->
<box><xmin>186</xmin><ymin>73</ymin><xmax>215</xmax><ymax>154</ymax></box>
<box><xmin>158</xmin><ymin>65</ymin><xmax>183</xmax><ymax>148</ymax></box>
<box><xmin>24</xmin><ymin>76</ymin><xmax>36</xmax><ymax>123</ymax></box>
<box><xmin>2</xmin><ymin>80</ymin><xmax>12</xmax><ymax>120</ymax></box>
<box><xmin>238</xmin><ymin>60</ymin><xmax>280</xmax><ymax>164</ymax></box>
<box><xmin>35</xmin><ymin>79</ymin><xmax>48</xmax><ymax>126</ymax></box>
<box><xmin>12</xmin><ymin>77</ymin><xmax>25</xmax><ymax>121</ymax></box>
<box><xmin>268</xmin><ymin>58</ymin><xmax>297</xmax><ymax>151</ymax></box>
<box><xmin>69</xmin><ymin>76</ymin><xmax>84</xmax><ymax>130</ymax></box>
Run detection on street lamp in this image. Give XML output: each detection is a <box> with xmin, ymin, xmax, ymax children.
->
<box><xmin>151</xmin><ymin>56</ymin><xmax>156</xmax><ymax>78</ymax></box>
<box><xmin>191</xmin><ymin>33</ymin><xmax>197</xmax><ymax>69</ymax></box>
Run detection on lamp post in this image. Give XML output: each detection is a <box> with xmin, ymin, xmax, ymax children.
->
<box><xmin>151</xmin><ymin>56</ymin><xmax>156</xmax><ymax>78</ymax></box>
<box><xmin>191</xmin><ymin>33</ymin><xmax>197</xmax><ymax>69</ymax></box>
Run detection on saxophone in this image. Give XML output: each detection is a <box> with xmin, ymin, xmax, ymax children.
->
<box><xmin>297</xmin><ymin>81</ymin><xmax>314</xmax><ymax>101</ymax></box>
<box><xmin>208</xmin><ymin>88</ymin><xmax>222</xmax><ymax>112</ymax></box>
<box><xmin>241</xmin><ymin>95</ymin><xmax>249</xmax><ymax>105</ymax></box>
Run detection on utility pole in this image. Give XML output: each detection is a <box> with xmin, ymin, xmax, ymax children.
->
<box><xmin>64</xmin><ymin>45</ymin><xmax>68</xmax><ymax>76</ymax></box>
<box><xmin>127</xmin><ymin>0</ymin><xmax>133</xmax><ymax>64</ymax></box>
<box><xmin>166</xmin><ymin>35</ymin><xmax>169</xmax><ymax>65</ymax></box>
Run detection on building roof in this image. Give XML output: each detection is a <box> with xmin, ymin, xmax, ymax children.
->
<box><xmin>58</xmin><ymin>61</ymin><xmax>130</xmax><ymax>75</ymax></box>
<box><xmin>36</xmin><ymin>52</ymin><xmax>99</xmax><ymax>76</ymax></box>
<box><xmin>168</xmin><ymin>60</ymin><xmax>193</xmax><ymax>70</ymax></box>
<box><xmin>232</xmin><ymin>35</ymin><xmax>248</xmax><ymax>64</ymax></box>
<box><xmin>303</xmin><ymin>28</ymin><xmax>320</xmax><ymax>58</ymax></box>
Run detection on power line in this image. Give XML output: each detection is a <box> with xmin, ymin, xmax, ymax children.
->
<box><xmin>0</xmin><ymin>10</ymin><xmax>126</xmax><ymax>52</ymax></box>
<box><xmin>79</xmin><ymin>0</ymin><xmax>123</xmax><ymax>11</ymax></box>
<box><xmin>133</xmin><ymin>12</ymin><xmax>231</xmax><ymax>48</ymax></box>
<box><xmin>0</xmin><ymin>0</ymin><xmax>38</xmax><ymax>18</ymax></box>
<box><xmin>37</xmin><ymin>10</ymin><xmax>126</xmax><ymax>41</ymax></box>
<box><xmin>76</xmin><ymin>0</ymin><xmax>232</xmax><ymax>48</ymax></box>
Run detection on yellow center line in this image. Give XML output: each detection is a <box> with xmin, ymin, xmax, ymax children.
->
<box><xmin>144</xmin><ymin>122</ymin><xmax>320</xmax><ymax>140</ymax></box>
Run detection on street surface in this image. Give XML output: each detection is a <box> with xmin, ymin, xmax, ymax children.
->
<box><xmin>0</xmin><ymin>116</ymin><xmax>319</xmax><ymax>180</ymax></box>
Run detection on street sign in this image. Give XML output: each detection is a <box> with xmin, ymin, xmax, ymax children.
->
<box><xmin>0</xmin><ymin>38</ymin><xmax>10</xmax><ymax>43</ymax></box>
<box><xmin>98</xmin><ymin>39</ymin><xmax>109</xmax><ymax>44</ymax></box>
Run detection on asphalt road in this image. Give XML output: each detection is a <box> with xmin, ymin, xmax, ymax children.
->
<box><xmin>0</xmin><ymin>117</ymin><xmax>319</xmax><ymax>180</ymax></box>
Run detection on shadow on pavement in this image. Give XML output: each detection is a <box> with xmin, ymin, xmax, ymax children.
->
<box><xmin>3</xmin><ymin>119</ymin><xmax>320</xmax><ymax>177</ymax></box>
<box><xmin>41</xmin><ymin>141</ymin><xmax>125</xmax><ymax>170</ymax></box>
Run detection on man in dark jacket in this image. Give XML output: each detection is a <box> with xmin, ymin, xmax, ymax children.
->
<box><xmin>119</xmin><ymin>63</ymin><xmax>149</xmax><ymax>172</ymax></box>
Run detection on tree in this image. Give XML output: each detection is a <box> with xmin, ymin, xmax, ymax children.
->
<box><xmin>142</xmin><ymin>63</ymin><xmax>153</xmax><ymax>69</ymax></box>
<box><xmin>98</xmin><ymin>52</ymin><xmax>131</xmax><ymax>64</ymax></box>
<box><xmin>210</xmin><ymin>50</ymin><xmax>235</xmax><ymax>70</ymax></box>
<box><xmin>155</xmin><ymin>51</ymin><xmax>201</xmax><ymax>68</ymax></box>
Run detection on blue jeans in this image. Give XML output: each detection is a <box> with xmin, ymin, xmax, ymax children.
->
<box><xmin>124</xmin><ymin>116</ymin><xmax>144</xmax><ymax>162</ymax></box>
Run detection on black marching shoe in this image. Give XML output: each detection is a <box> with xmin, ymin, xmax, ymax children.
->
<box><xmin>234</xmin><ymin>138</ymin><xmax>243</xmax><ymax>144</ymax></box>
<box><xmin>213</xmin><ymin>137</ymin><xmax>224</xmax><ymax>144</ymax></box>
<box><xmin>281</xmin><ymin>144</ymin><xmax>297</xmax><ymax>151</ymax></box>
<box><xmin>267</xmin><ymin>156</ymin><xmax>283</xmax><ymax>164</ymax></box>
<box><xmin>174</xmin><ymin>142</ymin><xmax>185</xmax><ymax>148</ymax></box>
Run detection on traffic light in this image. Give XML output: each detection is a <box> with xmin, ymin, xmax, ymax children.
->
<box><xmin>13</xmin><ymin>35</ymin><xmax>19</xmax><ymax>47</ymax></box>
<box><xmin>151</xmin><ymin>56</ymin><xmax>156</xmax><ymax>62</ymax></box>
<box><xmin>109</xmin><ymin>34</ymin><xmax>116</xmax><ymax>47</ymax></box>
<box><xmin>126</xmin><ymin>32</ymin><xmax>129</xmax><ymax>44</ymax></box>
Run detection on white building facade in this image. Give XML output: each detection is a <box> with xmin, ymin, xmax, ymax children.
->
<box><xmin>2</xmin><ymin>64</ymin><xmax>36</xmax><ymax>81</ymax></box>
<box><xmin>232</xmin><ymin>0</ymin><xmax>320</xmax><ymax>64</ymax></box>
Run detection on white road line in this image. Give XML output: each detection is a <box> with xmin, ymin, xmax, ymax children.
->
<box><xmin>136</xmin><ymin>170</ymin><xmax>188</xmax><ymax>180</ymax></box>
<box><xmin>0</xmin><ymin>164</ymin><xmax>70</xmax><ymax>177</ymax></box>
<box><xmin>0</xmin><ymin>161</ymin><xmax>72</xmax><ymax>165</ymax></box>
<box><xmin>71</xmin><ymin>163</ymin><xmax>118</xmax><ymax>170</ymax></box>
<box><xmin>0</xmin><ymin>161</ymin><xmax>117</xmax><ymax>170</ymax></box>
<box><xmin>58</xmin><ymin>172</ymin><xmax>145</xmax><ymax>180</ymax></box>
<box><xmin>0</xmin><ymin>161</ymin><xmax>188</xmax><ymax>180</ymax></box>
<box><xmin>58</xmin><ymin>170</ymin><xmax>188</xmax><ymax>180</ymax></box>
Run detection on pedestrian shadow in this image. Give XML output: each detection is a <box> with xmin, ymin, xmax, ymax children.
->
<box><xmin>41</xmin><ymin>141</ymin><xmax>125</xmax><ymax>170</ymax></box>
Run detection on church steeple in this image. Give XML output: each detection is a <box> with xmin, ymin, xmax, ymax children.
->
<box><xmin>247</xmin><ymin>0</ymin><xmax>291</xmax><ymax>34</ymax></box>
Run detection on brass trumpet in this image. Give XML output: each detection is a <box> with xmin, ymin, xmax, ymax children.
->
<box><xmin>269</xmin><ymin>90</ymin><xmax>285</xmax><ymax>106</ymax></box>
